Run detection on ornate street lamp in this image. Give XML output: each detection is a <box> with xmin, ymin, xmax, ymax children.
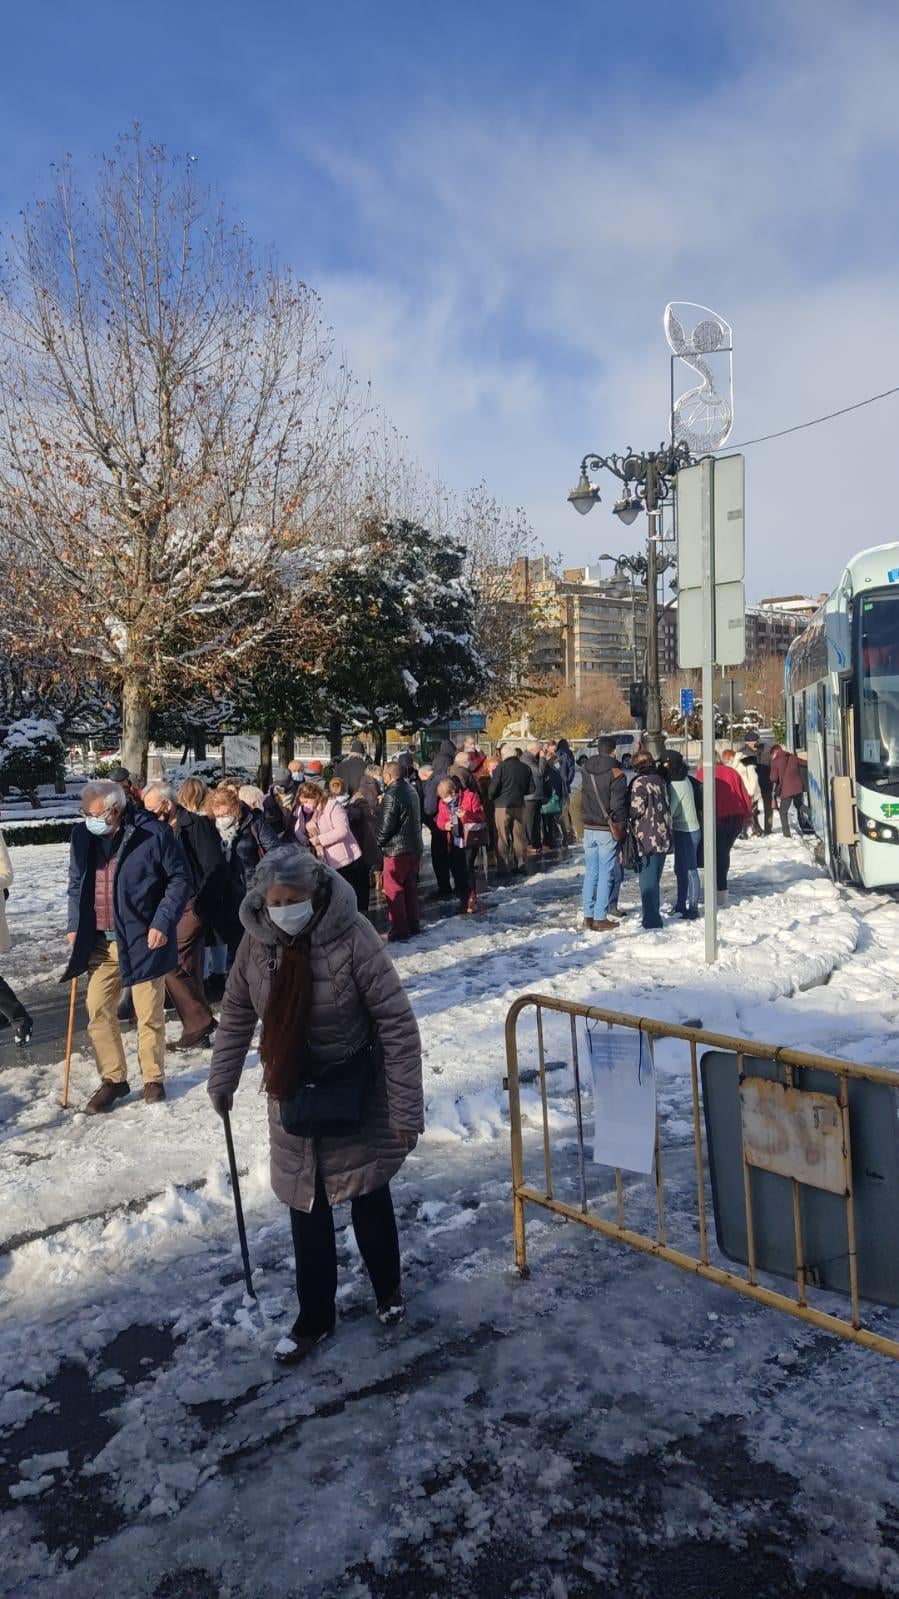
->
<box><xmin>567</xmin><ymin>442</ymin><xmax>693</xmax><ymax>755</ymax></box>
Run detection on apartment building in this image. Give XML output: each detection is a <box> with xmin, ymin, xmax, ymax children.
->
<box><xmin>512</xmin><ymin>558</ymin><xmax>648</xmax><ymax>691</ymax></box>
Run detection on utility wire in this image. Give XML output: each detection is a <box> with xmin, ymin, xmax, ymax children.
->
<box><xmin>729</xmin><ymin>383</ymin><xmax>899</xmax><ymax>449</ymax></box>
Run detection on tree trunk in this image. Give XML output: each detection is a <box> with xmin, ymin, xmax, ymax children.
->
<box><xmin>121</xmin><ymin>670</ymin><xmax>151</xmax><ymax>785</ymax></box>
<box><xmin>372</xmin><ymin>724</ymin><xmax>385</xmax><ymax>764</ymax></box>
<box><xmin>276</xmin><ymin>726</ymin><xmax>295</xmax><ymax>767</ymax></box>
<box><xmin>259</xmin><ymin>729</ymin><xmax>273</xmax><ymax>790</ymax></box>
<box><xmin>329</xmin><ymin>712</ymin><xmax>342</xmax><ymax>763</ymax></box>
<box><xmin>191</xmin><ymin>727</ymin><xmax>207</xmax><ymax>761</ymax></box>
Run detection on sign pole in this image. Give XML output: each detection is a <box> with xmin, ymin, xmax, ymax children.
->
<box><xmin>700</xmin><ymin>459</ymin><xmax>718</xmax><ymax>965</ymax></box>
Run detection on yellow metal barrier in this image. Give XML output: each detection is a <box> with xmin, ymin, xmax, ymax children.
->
<box><xmin>506</xmin><ymin>994</ymin><xmax>899</xmax><ymax>1361</ymax></box>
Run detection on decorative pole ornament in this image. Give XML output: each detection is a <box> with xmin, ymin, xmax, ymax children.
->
<box><xmin>664</xmin><ymin>302</ymin><xmax>733</xmax><ymax>454</ymax></box>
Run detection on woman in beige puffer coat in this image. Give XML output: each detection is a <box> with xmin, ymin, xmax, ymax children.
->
<box><xmin>207</xmin><ymin>846</ymin><xmax>423</xmax><ymax>1365</ymax></box>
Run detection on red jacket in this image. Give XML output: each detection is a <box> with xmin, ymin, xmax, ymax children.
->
<box><xmin>436</xmin><ymin>787</ymin><xmax>485</xmax><ymax>838</ymax></box>
<box><xmin>769</xmin><ymin>747</ymin><xmax>804</xmax><ymax>800</ymax></box>
<box><xmin>697</xmin><ymin>763</ymin><xmax>752</xmax><ymax>821</ymax></box>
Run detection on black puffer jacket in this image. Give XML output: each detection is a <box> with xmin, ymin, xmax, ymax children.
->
<box><xmin>377</xmin><ymin>778</ymin><xmax>423</xmax><ymax>857</ymax></box>
<box><xmin>580</xmin><ymin>754</ymin><xmax>628</xmax><ymax>831</ymax></box>
<box><xmin>488</xmin><ymin>756</ymin><xmax>534</xmax><ymax>808</ymax></box>
<box><xmin>230</xmin><ymin>804</ymin><xmax>285</xmax><ymax>894</ymax></box>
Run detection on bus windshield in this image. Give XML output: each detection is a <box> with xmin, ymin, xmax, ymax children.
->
<box><xmin>856</xmin><ymin>590</ymin><xmax>899</xmax><ymax>786</ymax></box>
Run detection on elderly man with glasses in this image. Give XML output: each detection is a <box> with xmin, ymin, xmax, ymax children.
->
<box><xmin>62</xmin><ymin>779</ymin><xmax>190</xmax><ymax>1113</ymax></box>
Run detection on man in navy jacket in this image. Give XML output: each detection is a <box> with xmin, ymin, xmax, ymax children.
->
<box><xmin>63</xmin><ymin>780</ymin><xmax>191</xmax><ymax>1113</ymax></box>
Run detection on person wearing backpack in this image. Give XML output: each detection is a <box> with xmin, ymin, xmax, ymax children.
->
<box><xmin>628</xmin><ymin>751</ymin><xmax>673</xmax><ymax>930</ymax></box>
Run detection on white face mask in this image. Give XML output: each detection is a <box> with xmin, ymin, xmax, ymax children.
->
<box><xmin>85</xmin><ymin>814</ymin><xmax>114</xmax><ymax>836</ymax></box>
<box><xmin>267</xmin><ymin>900</ymin><xmax>314</xmax><ymax>935</ymax></box>
<box><xmin>215</xmin><ymin>815</ymin><xmax>238</xmax><ymax>835</ymax></box>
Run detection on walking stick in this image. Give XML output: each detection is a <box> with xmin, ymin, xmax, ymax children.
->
<box><xmin>60</xmin><ymin>978</ymin><xmax>77</xmax><ymax>1109</ymax></box>
<box><xmin>222</xmin><ymin>1106</ymin><xmax>256</xmax><ymax>1299</ymax></box>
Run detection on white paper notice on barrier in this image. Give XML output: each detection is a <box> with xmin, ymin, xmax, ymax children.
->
<box><xmin>582</xmin><ymin>1023</ymin><xmax>656</xmax><ymax>1175</ymax></box>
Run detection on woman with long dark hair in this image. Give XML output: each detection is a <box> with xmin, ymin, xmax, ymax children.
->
<box><xmin>207</xmin><ymin>848</ymin><xmax>423</xmax><ymax>1365</ymax></box>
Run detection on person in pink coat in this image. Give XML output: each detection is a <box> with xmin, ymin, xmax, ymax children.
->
<box><xmin>307</xmin><ymin>780</ymin><xmax>368</xmax><ymax>905</ymax></box>
<box><xmin>436</xmin><ymin>778</ymin><xmax>486</xmax><ymax>913</ymax></box>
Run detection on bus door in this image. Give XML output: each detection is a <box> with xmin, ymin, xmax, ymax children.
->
<box><xmin>816</xmin><ymin>681</ymin><xmax>834</xmax><ymax>873</ymax></box>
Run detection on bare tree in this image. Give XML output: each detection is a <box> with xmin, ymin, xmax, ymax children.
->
<box><xmin>0</xmin><ymin>131</ymin><xmax>352</xmax><ymax>777</ymax></box>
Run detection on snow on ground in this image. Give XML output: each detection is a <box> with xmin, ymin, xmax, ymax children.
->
<box><xmin>1</xmin><ymin>835</ymin><xmax>899</xmax><ymax>1596</ymax></box>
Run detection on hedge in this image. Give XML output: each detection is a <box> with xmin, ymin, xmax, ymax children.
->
<box><xmin>3</xmin><ymin>819</ymin><xmax>77</xmax><ymax>847</ymax></box>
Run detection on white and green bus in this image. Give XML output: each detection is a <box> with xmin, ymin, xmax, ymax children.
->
<box><xmin>785</xmin><ymin>542</ymin><xmax>899</xmax><ymax>889</ymax></box>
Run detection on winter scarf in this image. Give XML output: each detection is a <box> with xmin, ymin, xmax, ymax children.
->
<box><xmin>258</xmin><ymin>883</ymin><xmax>332</xmax><ymax>1098</ymax></box>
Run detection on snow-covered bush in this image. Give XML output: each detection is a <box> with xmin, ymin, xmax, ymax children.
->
<box><xmin>165</xmin><ymin>760</ymin><xmax>255</xmax><ymax>791</ymax></box>
<box><xmin>0</xmin><ymin>718</ymin><xmax>65</xmax><ymax>806</ymax></box>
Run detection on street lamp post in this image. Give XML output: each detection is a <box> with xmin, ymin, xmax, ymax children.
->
<box><xmin>568</xmin><ymin>443</ymin><xmax>692</xmax><ymax>757</ymax></box>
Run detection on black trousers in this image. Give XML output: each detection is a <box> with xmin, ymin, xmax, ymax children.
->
<box><xmin>339</xmin><ymin>857</ymin><xmax>371</xmax><ymax>914</ymax></box>
<box><xmin>290</xmin><ymin>1173</ymin><xmax>400</xmax><ymax>1334</ymax></box>
<box><xmin>447</xmin><ymin>842</ymin><xmax>471</xmax><ymax>903</ymax></box>
<box><xmin>0</xmin><ymin>972</ymin><xmax>27</xmax><ymax>1025</ymax></box>
<box><xmin>428</xmin><ymin>823</ymin><xmax>453</xmax><ymax>893</ymax></box>
<box><xmin>716</xmin><ymin>817</ymin><xmax>743</xmax><ymax>891</ymax></box>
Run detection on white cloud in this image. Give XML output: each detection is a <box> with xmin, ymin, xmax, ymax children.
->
<box><xmin>305</xmin><ymin>2</ymin><xmax>899</xmax><ymax>598</ymax></box>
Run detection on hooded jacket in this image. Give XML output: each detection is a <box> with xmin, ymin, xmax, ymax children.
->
<box><xmin>310</xmin><ymin>796</ymin><xmax>363</xmax><ymax>869</ymax></box>
<box><xmin>63</xmin><ymin>808</ymin><xmax>191</xmax><ymax>986</ymax></box>
<box><xmin>579</xmin><ymin>753</ymin><xmax>628</xmax><ymax>831</ymax></box>
<box><xmin>207</xmin><ymin>869</ymin><xmax>423</xmax><ymax>1211</ymax></box>
<box><xmin>423</xmin><ymin>741</ymin><xmax>459</xmax><ymax>819</ymax></box>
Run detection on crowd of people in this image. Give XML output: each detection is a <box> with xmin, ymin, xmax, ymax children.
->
<box><xmin>0</xmin><ymin>728</ymin><xmax>813</xmax><ymax>1359</ymax></box>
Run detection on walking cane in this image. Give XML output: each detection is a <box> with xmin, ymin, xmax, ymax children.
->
<box><xmin>60</xmin><ymin>978</ymin><xmax>77</xmax><ymax>1110</ymax></box>
<box><xmin>222</xmin><ymin>1106</ymin><xmax>256</xmax><ymax>1300</ymax></box>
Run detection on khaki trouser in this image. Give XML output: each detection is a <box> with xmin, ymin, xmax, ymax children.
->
<box><xmin>86</xmin><ymin>937</ymin><xmax>166</xmax><ymax>1085</ymax></box>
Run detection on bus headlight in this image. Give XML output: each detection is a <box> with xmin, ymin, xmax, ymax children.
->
<box><xmin>859</xmin><ymin>813</ymin><xmax>899</xmax><ymax>843</ymax></box>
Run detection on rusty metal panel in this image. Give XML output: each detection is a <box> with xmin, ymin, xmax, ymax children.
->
<box><xmin>739</xmin><ymin>1076</ymin><xmax>847</xmax><ymax>1194</ymax></box>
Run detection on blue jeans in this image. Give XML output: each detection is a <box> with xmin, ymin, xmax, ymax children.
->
<box><xmin>638</xmin><ymin>851</ymin><xmax>665</xmax><ymax>929</ymax></box>
<box><xmin>608</xmin><ymin>853</ymin><xmax>624</xmax><ymax>911</ymax></box>
<box><xmin>673</xmin><ymin>829</ymin><xmax>701</xmax><ymax>915</ymax></box>
<box><xmin>582</xmin><ymin>829</ymin><xmax>619</xmax><ymax>921</ymax></box>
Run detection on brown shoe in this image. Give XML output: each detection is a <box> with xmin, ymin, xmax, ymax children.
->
<box><xmin>592</xmin><ymin>919</ymin><xmax>619</xmax><ymax>932</ymax></box>
<box><xmin>582</xmin><ymin>918</ymin><xmax>596</xmax><ymax>932</ymax></box>
<box><xmin>170</xmin><ymin>1020</ymin><xmax>217</xmax><ymax>1053</ymax></box>
<box><xmin>85</xmin><ymin>1080</ymin><xmax>130</xmax><ymax>1115</ymax></box>
<box><xmin>142</xmin><ymin>1082</ymin><xmax>167</xmax><ymax>1105</ymax></box>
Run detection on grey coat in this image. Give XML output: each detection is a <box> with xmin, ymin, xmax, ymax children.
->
<box><xmin>207</xmin><ymin>870</ymin><xmax>423</xmax><ymax>1212</ymax></box>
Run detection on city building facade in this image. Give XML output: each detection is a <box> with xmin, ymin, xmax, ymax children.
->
<box><xmin>511</xmin><ymin>557</ymin><xmax>649</xmax><ymax>692</ymax></box>
<box><xmin>510</xmin><ymin>557</ymin><xmax>811</xmax><ymax>698</ymax></box>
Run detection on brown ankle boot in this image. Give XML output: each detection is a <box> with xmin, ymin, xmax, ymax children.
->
<box><xmin>85</xmin><ymin>1080</ymin><xmax>130</xmax><ymax>1115</ymax></box>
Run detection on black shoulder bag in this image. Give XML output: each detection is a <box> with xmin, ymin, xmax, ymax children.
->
<box><xmin>280</xmin><ymin>1030</ymin><xmax>384</xmax><ymax>1138</ymax></box>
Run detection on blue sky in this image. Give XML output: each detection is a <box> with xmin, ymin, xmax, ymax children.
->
<box><xmin>3</xmin><ymin>0</ymin><xmax>899</xmax><ymax>599</ymax></box>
